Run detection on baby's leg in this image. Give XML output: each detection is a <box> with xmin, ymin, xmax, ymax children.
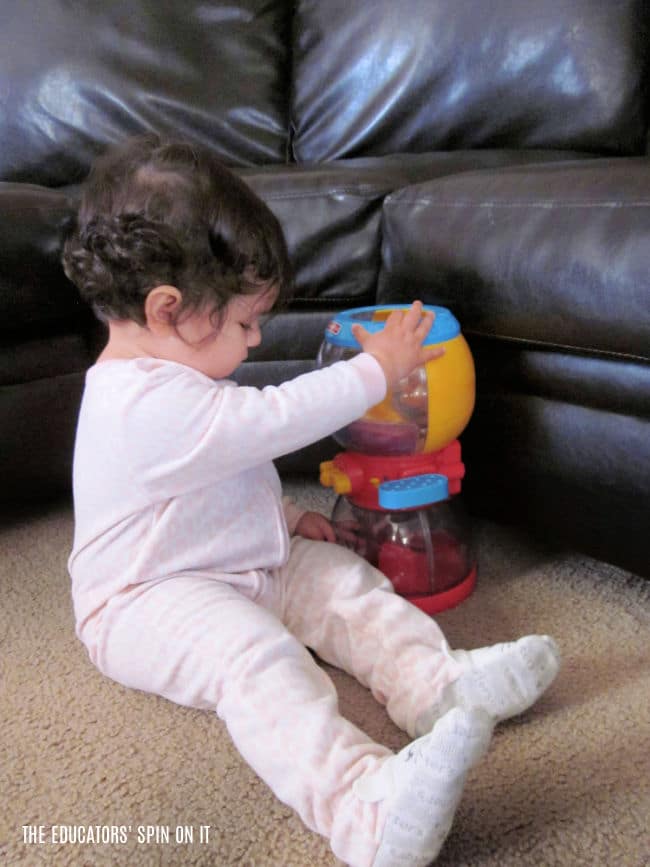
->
<box><xmin>89</xmin><ymin>573</ymin><xmax>490</xmax><ymax>866</ymax></box>
<box><xmin>278</xmin><ymin>538</ymin><xmax>462</xmax><ymax>736</ymax></box>
<box><xmin>279</xmin><ymin>539</ymin><xmax>559</xmax><ymax>736</ymax></box>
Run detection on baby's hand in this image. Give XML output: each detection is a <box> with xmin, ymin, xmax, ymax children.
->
<box><xmin>294</xmin><ymin>511</ymin><xmax>337</xmax><ymax>543</ymax></box>
<box><xmin>351</xmin><ymin>301</ymin><xmax>445</xmax><ymax>389</ymax></box>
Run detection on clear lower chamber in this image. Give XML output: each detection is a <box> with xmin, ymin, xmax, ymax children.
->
<box><xmin>332</xmin><ymin>495</ymin><xmax>475</xmax><ymax>609</ymax></box>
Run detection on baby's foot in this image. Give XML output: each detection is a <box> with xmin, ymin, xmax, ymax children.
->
<box><xmin>354</xmin><ymin>707</ymin><xmax>494</xmax><ymax>867</ymax></box>
<box><xmin>418</xmin><ymin>635</ymin><xmax>561</xmax><ymax>733</ymax></box>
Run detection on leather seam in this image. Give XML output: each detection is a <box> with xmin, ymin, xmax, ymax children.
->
<box><xmin>385</xmin><ymin>199</ymin><xmax>650</xmax><ymax>208</ymax></box>
<box><xmin>464</xmin><ymin>330</ymin><xmax>649</xmax><ymax>364</ymax></box>
<box><xmin>262</xmin><ymin>188</ymin><xmax>392</xmax><ymax>200</ymax></box>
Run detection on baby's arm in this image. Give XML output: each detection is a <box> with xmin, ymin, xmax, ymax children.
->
<box><xmin>127</xmin><ymin>303</ymin><xmax>440</xmax><ymax>496</ymax></box>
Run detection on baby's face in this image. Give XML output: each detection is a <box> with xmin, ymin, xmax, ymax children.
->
<box><xmin>169</xmin><ymin>285</ymin><xmax>277</xmax><ymax>380</ymax></box>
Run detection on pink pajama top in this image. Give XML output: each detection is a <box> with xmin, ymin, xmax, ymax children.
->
<box><xmin>68</xmin><ymin>354</ymin><xmax>386</xmax><ymax>634</ymax></box>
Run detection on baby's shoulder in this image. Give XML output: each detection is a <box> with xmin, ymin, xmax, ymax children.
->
<box><xmin>88</xmin><ymin>357</ymin><xmax>222</xmax><ymax>391</ymax></box>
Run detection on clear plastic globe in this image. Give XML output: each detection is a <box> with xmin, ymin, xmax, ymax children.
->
<box><xmin>317</xmin><ymin>306</ymin><xmax>475</xmax><ymax>456</ymax></box>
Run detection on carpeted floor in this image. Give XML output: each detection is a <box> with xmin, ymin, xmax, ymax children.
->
<box><xmin>1</xmin><ymin>480</ymin><xmax>649</xmax><ymax>867</ymax></box>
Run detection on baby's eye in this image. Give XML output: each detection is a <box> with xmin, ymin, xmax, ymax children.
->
<box><xmin>242</xmin><ymin>317</ymin><xmax>266</xmax><ymax>332</ymax></box>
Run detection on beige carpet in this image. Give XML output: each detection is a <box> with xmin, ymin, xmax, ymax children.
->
<box><xmin>1</xmin><ymin>480</ymin><xmax>649</xmax><ymax>867</ymax></box>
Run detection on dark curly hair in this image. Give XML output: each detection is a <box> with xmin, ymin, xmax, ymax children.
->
<box><xmin>62</xmin><ymin>134</ymin><xmax>293</xmax><ymax>326</ymax></box>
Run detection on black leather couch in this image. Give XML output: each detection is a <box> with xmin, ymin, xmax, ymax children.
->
<box><xmin>1</xmin><ymin>1</ymin><xmax>648</xmax><ymax>576</ymax></box>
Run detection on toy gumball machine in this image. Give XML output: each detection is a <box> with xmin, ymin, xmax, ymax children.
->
<box><xmin>318</xmin><ymin>304</ymin><xmax>477</xmax><ymax>614</ymax></box>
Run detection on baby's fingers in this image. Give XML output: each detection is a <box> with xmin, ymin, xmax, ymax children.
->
<box><xmin>414</xmin><ymin>308</ymin><xmax>435</xmax><ymax>341</ymax></box>
<box><xmin>422</xmin><ymin>345</ymin><xmax>445</xmax><ymax>364</ymax></box>
<box><xmin>400</xmin><ymin>299</ymin><xmax>424</xmax><ymax>326</ymax></box>
<box><xmin>397</xmin><ymin>302</ymin><xmax>435</xmax><ymax>344</ymax></box>
<box><xmin>385</xmin><ymin>301</ymin><xmax>424</xmax><ymax>334</ymax></box>
<box><xmin>350</xmin><ymin>322</ymin><xmax>370</xmax><ymax>347</ymax></box>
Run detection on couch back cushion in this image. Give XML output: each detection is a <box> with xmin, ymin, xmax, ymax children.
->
<box><xmin>0</xmin><ymin>1</ymin><xmax>292</xmax><ymax>187</ymax></box>
<box><xmin>292</xmin><ymin>0</ymin><xmax>648</xmax><ymax>162</ymax></box>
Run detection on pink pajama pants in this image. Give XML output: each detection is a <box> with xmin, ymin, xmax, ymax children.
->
<box><xmin>80</xmin><ymin>538</ymin><xmax>461</xmax><ymax>867</ymax></box>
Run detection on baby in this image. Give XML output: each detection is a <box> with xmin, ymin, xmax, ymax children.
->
<box><xmin>64</xmin><ymin>134</ymin><xmax>560</xmax><ymax>867</ymax></box>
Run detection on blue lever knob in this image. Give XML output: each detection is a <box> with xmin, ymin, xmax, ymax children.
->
<box><xmin>378</xmin><ymin>474</ymin><xmax>449</xmax><ymax>510</ymax></box>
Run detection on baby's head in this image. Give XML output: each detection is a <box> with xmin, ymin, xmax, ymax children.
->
<box><xmin>63</xmin><ymin>134</ymin><xmax>292</xmax><ymax>329</ymax></box>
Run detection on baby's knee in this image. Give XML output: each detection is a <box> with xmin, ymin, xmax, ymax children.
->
<box><xmin>290</xmin><ymin>536</ymin><xmax>394</xmax><ymax>595</ymax></box>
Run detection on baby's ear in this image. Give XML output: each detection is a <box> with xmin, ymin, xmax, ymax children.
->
<box><xmin>144</xmin><ymin>285</ymin><xmax>183</xmax><ymax>333</ymax></box>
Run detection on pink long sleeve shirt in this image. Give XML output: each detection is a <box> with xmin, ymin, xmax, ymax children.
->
<box><xmin>68</xmin><ymin>353</ymin><xmax>386</xmax><ymax>632</ymax></box>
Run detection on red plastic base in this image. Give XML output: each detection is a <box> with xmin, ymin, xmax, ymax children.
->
<box><xmin>326</xmin><ymin>442</ymin><xmax>465</xmax><ymax>510</ymax></box>
<box><xmin>404</xmin><ymin>565</ymin><xmax>477</xmax><ymax>615</ymax></box>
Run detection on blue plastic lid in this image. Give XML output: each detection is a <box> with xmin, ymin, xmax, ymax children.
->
<box><xmin>324</xmin><ymin>304</ymin><xmax>460</xmax><ymax>348</ymax></box>
<box><xmin>378</xmin><ymin>473</ymin><xmax>449</xmax><ymax>510</ymax></box>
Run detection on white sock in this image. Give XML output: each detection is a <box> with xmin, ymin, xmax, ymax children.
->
<box><xmin>417</xmin><ymin>635</ymin><xmax>561</xmax><ymax>733</ymax></box>
<box><xmin>354</xmin><ymin>707</ymin><xmax>494</xmax><ymax>867</ymax></box>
